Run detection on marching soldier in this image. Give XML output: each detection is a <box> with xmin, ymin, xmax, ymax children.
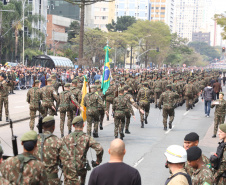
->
<box><xmin>40</xmin><ymin>78</ymin><xmax>59</xmax><ymax>117</ymax></box>
<box><xmin>105</xmin><ymin>80</ymin><xmax>116</xmax><ymax>121</ymax></box>
<box><xmin>137</xmin><ymin>82</ymin><xmax>152</xmax><ymax>128</ymax></box>
<box><xmin>184</xmin><ymin>79</ymin><xmax>195</xmax><ymax>111</ymax></box>
<box><xmin>158</xmin><ymin>85</ymin><xmax>179</xmax><ymax>130</ymax></box>
<box><xmin>97</xmin><ymin>85</ymin><xmax>105</xmax><ymax>130</ymax></box>
<box><xmin>61</xmin><ymin>116</ymin><xmax>103</xmax><ymax>185</ymax></box>
<box><xmin>51</xmin><ymin>73</ymin><xmax>61</xmax><ymax>94</ymax></box>
<box><xmin>33</xmin><ymin>116</ymin><xmax>63</xmax><ymax>184</ymax></box>
<box><xmin>70</xmin><ymin>79</ymin><xmax>82</xmax><ymax>117</ymax></box>
<box><xmin>59</xmin><ymin>83</ymin><xmax>82</xmax><ymax>137</ymax></box>
<box><xmin>154</xmin><ymin>77</ymin><xmax>163</xmax><ymax>108</ymax></box>
<box><xmin>112</xmin><ymin>87</ymin><xmax>134</xmax><ymax>140</ymax></box>
<box><xmin>0</xmin><ymin>73</ymin><xmax>10</xmax><ymax>122</ymax></box>
<box><xmin>27</xmin><ymin>80</ymin><xmax>44</xmax><ymax>130</ymax></box>
<box><xmin>83</xmin><ymin>85</ymin><xmax>105</xmax><ymax>137</ymax></box>
<box><xmin>0</xmin><ymin>131</ymin><xmax>48</xmax><ymax>184</ymax></box>
<box><xmin>0</xmin><ymin>145</ymin><xmax>10</xmax><ymax>184</ymax></box>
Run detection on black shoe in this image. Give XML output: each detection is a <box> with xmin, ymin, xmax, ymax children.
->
<box><xmin>120</xmin><ymin>134</ymin><xmax>123</xmax><ymax>140</ymax></box>
<box><xmin>61</xmin><ymin>134</ymin><xmax>64</xmax><ymax>138</ymax></box>
<box><xmin>193</xmin><ymin>104</ymin><xmax>195</xmax><ymax>107</ymax></box>
<box><xmin>68</xmin><ymin>130</ymin><xmax>71</xmax><ymax>134</ymax></box>
<box><xmin>12</xmin><ymin>92</ymin><xmax>15</xmax><ymax>94</ymax></box>
<box><xmin>186</xmin><ymin>108</ymin><xmax>189</xmax><ymax>111</ymax></box>
<box><xmin>93</xmin><ymin>133</ymin><xmax>99</xmax><ymax>138</ymax></box>
<box><xmin>155</xmin><ymin>104</ymin><xmax>158</xmax><ymax>108</ymax></box>
<box><xmin>0</xmin><ymin>117</ymin><xmax>2</xmax><ymax>121</ymax></box>
<box><xmin>6</xmin><ymin>117</ymin><xmax>9</xmax><ymax>122</ymax></box>
<box><xmin>212</xmin><ymin>135</ymin><xmax>216</xmax><ymax>138</ymax></box>
<box><xmin>141</xmin><ymin>121</ymin><xmax>144</xmax><ymax>128</ymax></box>
<box><xmin>145</xmin><ymin>118</ymin><xmax>148</xmax><ymax>124</ymax></box>
<box><xmin>164</xmin><ymin>126</ymin><xmax>167</xmax><ymax>131</ymax></box>
<box><xmin>169</xmin><ymin>123</ymin><xmax>172</xmax><ymax>129</ymax></box>
<box><xmin>125</xmin><ymin>129</ymin><xmax>130</xmax><ymax>134</ymax></box>
<box><xmin>100</xmin><ymin>123</ymin><xmax>103</xmax><ymax>130</ymax></box>
<box><xmin>115</xmin><ymin>136</ymin><xmax>118</xmax><ymax>139</ymax></box>
<box><xmin>107</xmin><ymin>116</ymin><xmax>109</xmax><ymax>121</ymax></box>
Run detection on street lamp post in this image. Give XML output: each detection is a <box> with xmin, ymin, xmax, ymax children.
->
<box><xmin>22</xmin><ymin>0</ymin><xmax>27</xmax><ymax>65</ymax></box>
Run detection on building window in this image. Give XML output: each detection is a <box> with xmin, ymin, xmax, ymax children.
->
<box><xmin>161</xmin><ymin>7</ymin><xmax>165</xmax><ymax>10</ymax></box>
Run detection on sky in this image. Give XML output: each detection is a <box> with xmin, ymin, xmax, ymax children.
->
<box><xmin>214</xmin><ymin>0</ymin><xmax>226</xmax><ymax>14</ymax></box>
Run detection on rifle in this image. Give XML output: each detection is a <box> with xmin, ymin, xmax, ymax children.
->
<box><xmin>36</xmin><ymin>101</ymin><xmax>43</xmax><ymax>133</ymax></box>
<box><xmin>61</xmin><ymin>79</ymin><xmax>64</xmax><ymax>91</ymax></box>
<box><xmin>32</xmin><ymin>76</ymin><xmax>36</xmax><ymax>87</ymax></box>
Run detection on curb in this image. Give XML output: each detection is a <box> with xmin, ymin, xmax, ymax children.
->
<box><xmin>0</xmin><ymin>116</ymin><xmax>36</xmax><ymax>127</ymax></box>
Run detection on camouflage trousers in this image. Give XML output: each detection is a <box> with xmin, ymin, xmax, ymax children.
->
<box><xmin>213</xmin><ymin>114</ymin><xmax>225</xmax><ymax>135</ymax></box>
<box><xmin>139</xmin><ymin>101</ymin><xmax>150</xmax><ymax>122</ymax></box>
<box><xmin>78</xmin><ymin>169</ymin><xmax>87</xmax><ymax>185</ymax></box>
<box><xmin>125</xmin><ymin>111</ymin><xmax>131</xmax><ymax>130</ymax></box>
<box><xmin>154</xmin><ymin>92</ymin><xmax>162</xmax><ymax>105</ymax></box>
<box><xmin>114</xmin><ymin>111</ymin><xmax>125</xmax><ymax>137</ymax></box>
<box><xmin>42</xmin><ymin>105</ymin><xmax>56</xmax><ymax>117</ymax></box>
<box><xmin>162</xmin><ymin>108</ymin><xmax>175</xmax><ymax>127</ymax></box>
<box><xmin>105</xmin><ymin>99</ymin><xmax>113</xmax><ymax>113</ymax></box>
<box><xmin>185</xmin><ymin>95</ymin><xmax>193</xmax><ymax>109</ymax></box>
<box><xmin>217</xmin><ymin>176</ymin><xmax>226</xmax><ymax>185</ymax></box>
<box><xmin>60</xmin><ymin>110</ymin><xmax>73</xmax><ymax>135</ymax></box>
<box><xmin>0</xmin><ymin>96</ymin><xmax>9</xmax><ymax>117</ymax></box>
<box><xmin>98</xmin><ymin>109</ymin><xmax>105</xmax><ymax>125</ymax></box>
<box><xmin>48</xmin><ymin>178</ymin><xmax>61</xmax><ymax>185</ymax></box>
<box><xmin>86</xmin><ymin>113</ymin><xmax>99</xmax><ymax>136</ymax></box>
<box><xmin>29</xmin><ymin>106</ymin><xmax>45</xmax><ymax>130</ymax></box>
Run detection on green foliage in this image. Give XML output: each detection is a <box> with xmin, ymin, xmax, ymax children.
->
<box><xmin>215</xmin><ymin>13</ymin><xmax>226</xmax><ymax>40</ymax></box>
<box><xmin>67</xmin><ymin>21</ymin><xmax>80</xmax><ymax>43</ymax></box>
<box><xmin>106</xmin><ymin>16</ymin><xmax>136</xmax><ymax>32</ymax></box>
<box><xmin>24</xmin><ymin>48</ymin><xmax>43</xmax><ymax>60</ymax></box>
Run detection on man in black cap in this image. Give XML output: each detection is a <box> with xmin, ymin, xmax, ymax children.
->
<box><xmin>183</xmin><ymin>132</ymin><xmax>211</xmax><ymax>176</ymax></box>
<box><xmin>187</xmin><ymin>146</ymin><xmax>214</xmax><ymax>184</ymax></box>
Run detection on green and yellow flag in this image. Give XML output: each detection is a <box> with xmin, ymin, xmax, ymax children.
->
<box><xmin>101</xmin><ymin>45</ymin><xmax>111</xmax><ymax>95</ymax></box>
<box><xmin>81</xmin><ymin>75</ymin><xmax>88</xmax><ymax>121</ymax></box>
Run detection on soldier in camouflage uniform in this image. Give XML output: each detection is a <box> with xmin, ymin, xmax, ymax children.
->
<box><xmin>158</xmin><ymin>85</ymin><xmax>179</xmax><ymax>130</ymax></box>
<box><xmin>0</xmin><ymin>73</ymin><xmax>10</xmax><ymax>122</ymax></box>
<box><xmin>0</xmin><ymin>145</ymin><xmax>10</xmax><ymax>184</ymax></box>
<box><xmin>97</xmin><ymin>85</ymin><xmax>105</xmax><ymax>130</ymax></box>
<box><xmin>70</xmin><ymin>79</ymin><xmax>81</xmax><ymax>117</ymax></box>
<box><xmin>40</xmin><ymin>78</ymin><xmax>59</xmax><ymax>117</ymax></box>
<box><xmin>183</xmin><ymin>79</ymin><xmax>195</xmax><ymax>111</ymax></box>
<box><xmin>61</xmin><ymin>116</ymin><xmax>103</xmax><ymax>185</ymax></box>
<box><xmin>183</xmin><ymin>132</ymin><xmax>211</xmax><ymax>176</ymax></box>
<box><xmin>137</xmin><ymin>82</ymin><xmax>152</xmax><ymax>128</ymax></box>
<box><xmin>51</xmin><ymin>73</ymin><xmax>61</xmax><ymax>94</ymax></box>
<box><xmin>154</xmin><ymin>78</ymin><xmax>163</xmax><ymax>108</ymax></box>
<box><xmin>124</xmin><ymin>85</ymin><xmax>144</xmax><ymax>134</ymax></box>
<box><xmin>105</xmin><ymin>80</ymin><xmax>116</xmax><ymax>120</ymax></box>
<box><xmin>0</xmin><ymin>130</ymin><xmax>48</xmax><ymax>184</ymax></box>
<box><xmin>83</xmin><ymin>85</ymin><xmax>105</xmax><ymax>137</ymax></box>
<box><xmin>59</xmin><ymin>83</ymin><xmax>82</xmax><ymax>137</ymax></box>
<box><xmin>187</xmin><ymin>146</ymin><xmax>214</xmax><ymax>185</ymax></box>
<box><xmin>33</xmin><ymin>116</ymin><xmax>64</xmax><ymax>184</ymax></box>
<box><xmin>10</xmin><ymin>69</ymin><xmax>16</xmax><ymax>94</ymax></box>
<box><xmin>112</xmin><ymin>87</ymin><xmax>134</xmax><ymax>140</ymax></box>
<box><xmin>211</xmin><ymin>92</ymin><xmax>226</xmax><ymax>138</ymax></box>
<box><xmin>27</xmin><ymin>80</ymin><xmax>45</xmax><ymax>130</ymax></box>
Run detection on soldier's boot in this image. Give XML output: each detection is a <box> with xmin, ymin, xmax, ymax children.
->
<box><xmin>190</xmin><ymin>104</ymin><xmax>193</xmax><ymax>109</ymax></box>
<box><xmin>120</xmin><ymin>133</ymin><xmax>124</xmax><ymax>140</ymax></box>
<box><xmin>68</xmin><ymin>130</ymin><xmax>71</xmax><ymax>134</ymax></box>
<box><xmin>145</xmin><ymin>117</ymin><xmax>148</xmax><ymax>124</ymax></box>
<box><xmin>169</xmin><ymin>121</ymin><xmax>172</xmax><ymax>129</ymax></box>
<box><xmin>93</xmin><ymin>131</ymin><xmax>99</xmax><ymax>138</ymax></box>
<box><xmin>193</xmin><ymin>103</ymin><xmax>195</xmax><ymax>107</ymax></box>
<box><xmin>100</xmin><ymin>122</ymin><xmax>103</xmax><ymax>130</ymax></box>
<box><xmin>61</xmin><ymin>134</ymin><xmax>64</xmax><ymax>138</ymax></box>
<box><xmin>212</xmin><ymin>134</ymin><xmax>216</xmax><ymax>138</ymax></box>
<box><xmin>125</xmin><ymin>129</ymin><xmax>130</xmax><ymax>134</ymax></box>
<box><xmin>115</xmin><ymin>136</ymin><xmax>118</xmax><ymax>139</ymax></box>
<box><xmin>107</xmin><ymin>116</ymin><xmax>109</xmax><ymax>121</ymax></box>
<box><xmin>164</xmin><ymin>126</ymin><xmax>167</xmax><ymax>131</ymax></box>
<box><xmin>12</xmin><ymin>91</ymin><xmax>15</xmax><ymax>94</ymax></box>
<box><xmin>6</xmin><ymin>117</ymin><xmax>9</xmax><ymax>122</ymax></box>
<box><xmin>0</xmin><ymin>117</ymin><xmax>2</xmax><ymax>121</ymax></box>
<box><xmin>141</xmin><ymin>121</ymin><xmax>144</xmax><ymax>128</ymax></box>
<box><xmin>155</xmin><ymin>104</ymin><xmax>158</xmax><ymax>108</ymax></box>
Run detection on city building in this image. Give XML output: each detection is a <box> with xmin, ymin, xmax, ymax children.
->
<box><xmin>192</xmin><ymin>31</ymin><xmax>211</xmax><ymax>45</ymax></box>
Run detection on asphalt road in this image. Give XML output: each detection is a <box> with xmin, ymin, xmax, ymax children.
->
<box><xmin>0</xmin><ymin>87</ymin><xmax>223</xmax><ymax>185</ymax></box>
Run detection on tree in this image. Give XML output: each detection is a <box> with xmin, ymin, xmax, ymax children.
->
<box><xmin>215</xmin><ymin>13</ymin><xmax>226</xmax><ymax>40</ymax></box>
<box><xmin>64</xmin><ymin>0</ymin><xmax>113</xmax><ymax>68</ymax></box>
<box><xmin>106</xmin><ymin>16</ymin><xmax>136</xmax><ymax>32</ymax></box>
<box><xmin>67</xmin><ymin>21</ymin><xmax>80</xmax><ymax>43</ymax></box>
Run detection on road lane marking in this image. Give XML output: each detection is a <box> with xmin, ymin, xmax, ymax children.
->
<box><xmin>165</xmin><ymin>125</ymin><xmax>175</xmax><ymax>134</ymax></box>
<box><xmin>183</xmin><ymin>111</ymin><xmax>189</xmax><ymax>116</ymax></box>
<box><xmin>133</xmin><ymin>157</ymin><xmax>144</xmax><ymax>168</ymax></box>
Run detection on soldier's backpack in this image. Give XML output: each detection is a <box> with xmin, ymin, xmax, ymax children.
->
<box><xmin>185</xmin><ymin>84</ymin><xmax>193</xmax><ymax>97</ymax></box>
<box><xmin>164</xmin><ymin>172</ymin><xmax>192</xmax><ymax>185</ymax></box>
<box><xmin>39</xmin><ymin>133</ymin><xmax>53</xmax><ymax>162</ymax></box>
<box><xmin>155</xmin><ymin>81</ymin><xmax>162</xmax><ymax>92</ymax></box>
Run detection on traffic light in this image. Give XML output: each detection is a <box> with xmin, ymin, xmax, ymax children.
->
<box><xmin>222</xmin><ymin>47</ymin><xmax>225</xmax><ymax>53</ymax></box>
<box><xmin>156</xmin><ymin>47</ymin><xmax>159</xmax><ymax>52</ymax></box>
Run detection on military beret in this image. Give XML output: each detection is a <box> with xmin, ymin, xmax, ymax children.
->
<box><xmin>219</xmin><ymin>92</ymin><xmax>224</xmax><ymax>96</ymax></box>
<box><xmin>21</xmin><ymin>130</ymin><xmax>38</xmax><ymax>142</ymax></box>
<box><xmin>219</xmin><ymin>124</ymin><xmax>226</xmax><ymax>133</ymax></box>
<box><xmin>65</xmin><ymin>83</ymin><xmax>70</xmax><ymax>87</ymax></box>
<box><xmin>124</xmin><ymin>85</ymin><xmax>129</xmax><ymax>90</ymax></box>
<box><xmin>143</xmin><ymin>82</ymin><xmax>149</xmax><ymax>85</ymax></box>
<box><xmin>35</xmin><ymin>80</ymin><xmax>39</xmax><ymax>83</ymax></box>
<box><xmin>95</xmin><ymin>80</ymin><xmax>100</xmax><ymax>83</ymax></box>
<box><xmin>118</xmin><ymin>87</ymin><xmax>124</xmax><ymax>92</ymax></box>
<box><xmin>187</xmin><ymin>146</ymin><xmax>202</xmax><ymax>161</ymax></box>
<box><xmin>47</xmin><ymin>78</ymin><xmax>52</xmax><ymax>82</ymax></box>
<box><xmin>43</xmin><ymin>116</ymin><xmax>54</xmax><ymax>123</ymax></box>
<box><xmin>72</xmin><ymin>116</ymin><xmax>83</xmax><ymax>125</ymax></box>
<box><xmin>97</xmin><ymin>85</ymin><xmax>101</xmax><ymax>89</ymax></box>
<box><xmin>184</xmin><ymin>132</ymin><xmax>199</xmax><ymax>141</ymax></box>
<box><xmin>91</xmin><ymin>85</ymin><xmax>97</xmax><ymax>89</ymax></box>
<box><xmin>51</xmin><ymin>74</ymin><xmax>56</xmax><ymax>77</ymax></box>
<box><xmin>0</xmin><ymin>144</ymin><xmax>3</xmax><ymax>154</ymax></box>
<box><xmin>72</xmin><ymin>79</ymin><xmax>78</xmax><ymax>84</ymax></box>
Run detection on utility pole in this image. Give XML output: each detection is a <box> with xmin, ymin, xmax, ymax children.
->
<box><xmin>130</xmin><ymin>46</ymin><xmax>132</xmax><ymax>69</ymax></box>
<box><xmin>0</xmin><ymin>9</ymin><xmax>2</xmax><ymax>63</ymax></box>
<box><xmin>22</xmin><ymin>0</ymin><xmax>26</xmax><ymax>65</ymax></box>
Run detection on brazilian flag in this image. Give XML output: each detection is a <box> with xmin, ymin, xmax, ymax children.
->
<box><xmin>101</xmin><ymin>45</ymin><xmax>111</xmax><ymax>95</ymax></box>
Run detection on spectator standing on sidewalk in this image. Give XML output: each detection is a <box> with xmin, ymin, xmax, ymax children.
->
<box><xmin>203</xmin><ymin>83</ymin><xmax>214</xmax><ymax>117</ymax></box>
<box><xmin>213</xmin><ymin>80</ymin><xmax>222</xmax><ymax>100</ymax></box>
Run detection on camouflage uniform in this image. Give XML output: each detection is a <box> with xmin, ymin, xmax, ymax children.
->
<box><xmin>112</xmin><ymin>94</ymin><xmax>134</xmax><ymax>138</ymax></box>
<box><xmin>33</xmin><ymin>131</ymin><xmax>63</xmax><ymax>184</ymax></box>
<box><xmin>137</xmin><ymin>86</ymin><xmax>152</xmax><ymax>126</ymax></box>
<box><xmin>40</xmin><ymin>85</ymin><xmax>59</xmax><ymax>117</ymax></box>
<box><xmin>10</xmin><ymin>71</ymin><xmax>16</xmax><ymax>93</ymax></box>
<box><xmin>61</xmin><ymin>130</ymin><xmax>103</xmax><ymax>185</ymax></box>
<box><xmin>59</xmin><ymin>90</ymin><xmax>80</xmax><ymax>135</ymax></box>
<box><xmin>0</xmin><ymin>177</ymin><xmax>10</xmax><ymax>184</ymax></box>
<box><xmin>70</xmin><ymin>86</ymin><xmax>81</xmax><ymax>117</ymax></box>
<box><xmin>97</xmin><ymin>89</ymin><xmax>105</xmax><ymax>129</ymax></box>
<box><xmin>183</xmin><ymin>82</ymin><xmax>195</xmax><ymax>110</ymax></box>
<box><xmin>154</xmin><ymin>79</ymin><xmax>162</xmax><ymax>107</ymax></box>
<box><xmin>211</xmin><ymin>99</ymin><xmax>226</xmax><ymax>136</ymax></box>
<box><xmin>83</xmin><ymin>91</ymin><xmax>105</xmax><ymax>136</ymax></box>
<box><xmin>27</xmin><ymin>86</ymin><xmax>44</xmax><ymax>130</ymax></box>
<box><xmin>185</xmin><ymin>154</ymin><xmax>211</xmax><ymax>176</ymax></box>
<box><xmin>0</xmin><ymin>152</ymin><xmax>48</xmax><ymax>184</ymax></box>
<box><xmin>191</xmin><ymin>165</ymin><xmax>214</xmax><ymax>185</ymax></box>
<box><xmin>105</xmin><ymin>84</ymin><xmax>116</xmax><ymax>117</ymax></box>
<box><xmin>158</xmin><ymin>90</ymin><xmax>179</xmax><ymax>129</ymax></box>
<box><xmin>51</xmin><ymin>79</ymin><xmax>61</xmax><ymax>94</ymax></box>
<box><xmin>0</xmin><ymin>80</ymin><xmax>10</xmax><ymax>119</ymax></box>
